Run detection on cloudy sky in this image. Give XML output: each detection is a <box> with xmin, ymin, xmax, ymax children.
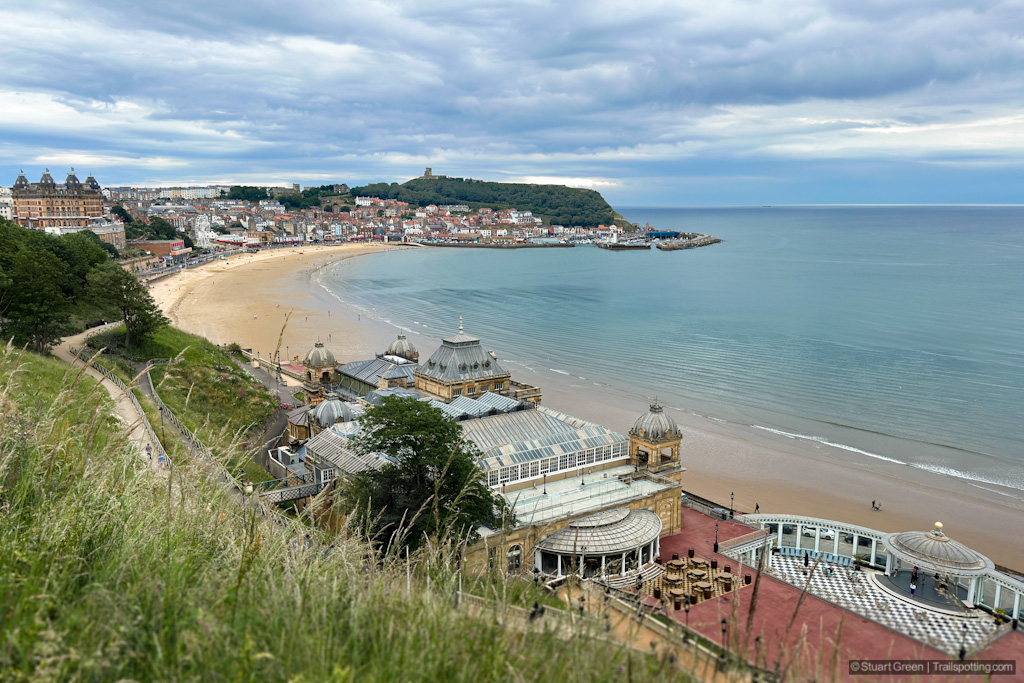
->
<box><xmin>2</xmin><ymin>0</ymin><xmax>1023</xmax><ymax>205</ymax></box>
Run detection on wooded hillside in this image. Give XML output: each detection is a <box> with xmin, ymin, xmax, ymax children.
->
<box><xmin>350</xmin><ymin>176</ymin><xmax>618</xmax><ymax>227</ymax></box>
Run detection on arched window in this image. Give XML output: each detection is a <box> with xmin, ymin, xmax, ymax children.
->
<box><xmin>507</xmin><ymin>545</ymin><xmax>522</xmax><ymax>573</ymax></box>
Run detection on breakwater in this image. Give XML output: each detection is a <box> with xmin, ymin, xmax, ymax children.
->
<box><xmin>656</xmin><ymin>233</ymin><xmax>721</xmax><ymax>250</ymax></box>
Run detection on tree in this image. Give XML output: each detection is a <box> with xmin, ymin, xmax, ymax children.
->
<box><xmin>2</xmin><ymin>249</ymin><xmax>70</xmax><ymax>353</ymax></box>
<box><xmin>342</xmin><ymin>396</ymin><xmax>505</xmax><ymax>553</ymax></box>
<box><xmin>87</xmin><ymin>263</ymin><xmax>169</xmax><ymax>348</ymax></box>
<box><xmin>110</xmin><ymin>205</ymin><xmax>133</xmax><ymax>225</ymax></box>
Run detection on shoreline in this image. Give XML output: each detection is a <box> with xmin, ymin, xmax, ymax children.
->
<box><xmin>151</xmin><ymin>246</ymin><xmax>1024</xmax><ymax>570</ymax></box>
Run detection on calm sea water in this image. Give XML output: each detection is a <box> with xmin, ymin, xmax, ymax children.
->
<box><xmin>316</xmin><ymin>207</ymin><xmax>1024</xmax><ymax>492</ymax></box>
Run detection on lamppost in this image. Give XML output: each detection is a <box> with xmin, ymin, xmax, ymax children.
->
<box><xmin>683</xmin><ymin>597</ymin><xmax>691</xmax><ymax>640</ymax></box>
<box><xmin>720</xmin><ymin>618</ymin><xmax>729</xmax><ymax>670</ymax></box>
<box><xmin>714</xmin><ymin>522</ymin><xmax>720</xmax><ymax>553</ymax></box>
<box><xmin>730</xmin><ymin>491</ymin><xmax>734</xmax><ymax>518</ymax></box>
<box><xmin>959</xmin><ymin>622</ymin><xmax>968</xmax><ymax>661</ymax></box>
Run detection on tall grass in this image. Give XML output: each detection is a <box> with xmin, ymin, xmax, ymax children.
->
<box><xmin>1</xmin><ymin>343</ymin><xmax>679</xmax><ymax>681</ymax></box>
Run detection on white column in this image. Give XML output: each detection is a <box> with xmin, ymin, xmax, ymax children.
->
<box><xmin>557</xmin><ymin>555</ymin><xmax>562</xmax><ymax>578</ymax></box>
<box><xmin>994</xmin><ymin>584</ymin><xmax>1002</xmax><ymax>611</ymax></box>
<box><xmin>621</xmin><ymin>552</ymin><xmax>627</xmax><ymax>574</ymax></box>
<box><xmin>796</xmin><ymin>525</ymin><xmax>803</xmax><ymax>550</ymax></box>
<box><xmin>832</xmin><ymin>533</ymin><xmax>839</xmax><ymax>556</ymax></box>
<box><xmin>535</xmin><ymin>551</ymin><xmax>542</xmax><ymax>572</ymax></box>
<box><xmin>814</xmin><ymin>531</ymin><xmax>821</xmax><ymax>553</ymax></box>
<box><xmin>870</xmin><ymin>540</ymin><xmax>878</xmax><ymax>567</ymax></box>
<box><xmin>656</xmin><ymin>536</ymin><xmax>660</xmax><ymax>558</ymax></box>
<box><xmin>777</xmin><ymin>524</ymin><xmax>783</xmax><ymax>548</ymax></box>
<box><xmin>1013</xmin><ymin>591</ymin><xmax>1020</xmax><ymax>620</ymax></box>
<box><xmin>884</xmin><ymin>553</ymin><xmax>892</xmax><ymax>576</ymax></box>
<box><xmin>601</xmin><ymin>555</ymin><xmax>606</xmax><ymax>578</ymax></box>
<box><xmin>968</xmin><ymin>576</ymin><xmax>978</xmax><ymax>605</ymax></box>
<box><xmin>852</xmin><ymin>534</ymin><xmax>859</xmax><ymax>559</ymax></box>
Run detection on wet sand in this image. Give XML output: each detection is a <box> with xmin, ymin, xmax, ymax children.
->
<box><xmin>151</xmin><ymin>245</ymin><xmax>1024</xmax><ymax>571</ymax></box>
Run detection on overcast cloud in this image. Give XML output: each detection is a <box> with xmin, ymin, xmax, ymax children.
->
<box><xmin>2</xmin><ymin>0</ymin><xmax>1023</xmax><ymax>204</ymax></box>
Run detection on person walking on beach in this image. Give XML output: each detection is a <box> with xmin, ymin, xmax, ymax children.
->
<box><xmin>871</xmin><ymin>499</ymin><xmax>876</xmax><ymax>510</ymax></box>
<box><xmin>754</xmin><ymin>503</ymin><xmax>759</xmax><ymax>514</ymax></box>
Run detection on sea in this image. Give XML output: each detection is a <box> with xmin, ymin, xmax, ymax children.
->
<box><xmin>313</xmin><ymin>206</ymin><xmax>1024</xmax><ymax>494</ymax></box>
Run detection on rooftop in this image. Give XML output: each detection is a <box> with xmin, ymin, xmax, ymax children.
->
<box><xmin>503</xmin><ymin>465</ymin><xmax>674</xmax><ymax>528</ymax></box>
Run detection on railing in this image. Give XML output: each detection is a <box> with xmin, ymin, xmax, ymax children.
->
<box><xmin>68</xmin><ymin>344</ymin><xmax>169</xmax><ymax>466</ymax></box>
<box><xmin>71</xmin><ymin>336</ymin><xmax>310</xmax><ymax>536</ymax></box>
<box><xmin>262</xmin><ymin>481</ymin><xmax>327</xmax><ymax>504</ymax></box>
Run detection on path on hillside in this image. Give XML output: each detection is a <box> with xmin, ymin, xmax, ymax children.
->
<box><xmin>54</xmin><ymin>326</ymin><xmax>166</xmax><ymax>474</ymax></box>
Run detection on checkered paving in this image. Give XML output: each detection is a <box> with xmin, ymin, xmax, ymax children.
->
<box><xmin>763</xmin><ymin>555</ymin><xmax>1002</xmax><ymax>656</ymax></box>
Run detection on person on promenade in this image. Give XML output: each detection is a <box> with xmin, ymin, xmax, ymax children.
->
<box><xmin>910</xmin><ymin>581</ymin><xmax>917</xmax><ymax>596</ymax></box>
<box><xmin>158</xmin><ymin>454</ymin><xmax>165</xmax><ymax>468</ymax></box>
<box><xmin>146</xmin><ymin>443</ymin><xmax>152</xmax><ymax>461</ymax></box>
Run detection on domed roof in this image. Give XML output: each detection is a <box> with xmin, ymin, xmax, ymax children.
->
<box><xmin>387</xmin><ymin>334</ymin><xmax>417</xmax><ymax>360</ymax></box>
<box><xmin>304</xmin><ymin>342</ymin><xmax>336</xmax><ymax>368</ymax></box>
<box><xmin>84</xmin><ymin>175</ymin><xmax>101</xmax><ymax>190</ymax></box>
<box><xmin>65</xmin><ymin>170</ymin><xmax>81</xmax><ymax>186</ymax></box>
<box><xmin>39</xmin><ymin>170</ymin><xmax>55</xmax><ymax>186</ymax></box>
<box><xmin>311</xmin><ymin>393</ymin><xmax>355</xmax><ymax>427</ymax></box>
<box><xmin>537</xmin><ymin>508</ymin><xmax>662</xmax><ymax>555</ymax></box>
<box><xmin>630</xmin><ymin>402</ymin><xmax>679</xmax><ymax>441</ymax></box>
<box><xmin>13</xmin><ymin>172</ymin><xmax>28</xmax><ymax>190</ymax></box>
<box><xmin>884</xmin><ymin>522</ymin><xmax>994</xmax><ymax>575</ymax></box>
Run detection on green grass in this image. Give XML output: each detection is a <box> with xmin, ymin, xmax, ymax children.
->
<box><xmin>1</xmin><ymin>343</ymin><xmax>681</xmax><ymax>682</ymax></box>
<box><xmin>89</xmin><ymin>325</ymin><xmax>277</xmax><ymax>481</ymax></box>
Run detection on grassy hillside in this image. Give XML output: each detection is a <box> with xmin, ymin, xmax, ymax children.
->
<box><xmin>0</xmin><ymin>342</ymin><xmax>677</xmax><ymax>681</ymax></box>
<box><xmin>350</xmin><ymin>176</ymin><xmax>619</xmax><ymax>227</ymax></box>
<box><xmin>87</xmin><ymin>325</ymin><xmax>277</xmax><ymax>483</ymax></box>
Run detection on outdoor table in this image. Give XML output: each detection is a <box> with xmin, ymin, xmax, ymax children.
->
<box><xmin>668</xmin><ymin>588</ymin><xmax>687</xmax><ymax>599</ymax></box>
<box><xmin>690</xmin><ymin>558</ymin><xmax>708</xmax><ymax>567</ymax></box>
<box><xmin>687</xmin><ymin>569</ymin><xmax>707</xmax><ymax>580</ymax></box>
<box><xmin>695</xmin><ymin>581</ymin><xmax>713</xmax><ymax>590</ymax></box>
<box><xmin>667</xmin><ymin>559</ymin><xmax>686</xmax><ymax>571</ymax></box>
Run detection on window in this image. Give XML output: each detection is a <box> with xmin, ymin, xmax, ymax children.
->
<box><xmin>507</xmin><ymin>545</ymin><xmax>522</xmax><ymax>573</ymax></box>
<box><xmin>488</xmin><ymin>471</ymin><xmax>499</xmax><ymax>487</ymax></box>
<box><xmin>494</xmin><ymin>382</ymin><xmax>504</xmax><ymax>391</ymax></box>
<box><xmin>452</xmin><ymin>388</ymin><xmax>462</xmax><ymax>397</ymax></box>
<box><xmin>539</xmin><ymin>459</ymin><xmax>551</xmax><ymax>474</ymax></box>
<box><xmin>480</xmin><ymin>384</ymin><xmax>490</xmax><ymax>392</ymax></box>
<box><xmin>467</xmin><ymin>386</ymin><xmax>476</xmax><ymax>395</ymax></box>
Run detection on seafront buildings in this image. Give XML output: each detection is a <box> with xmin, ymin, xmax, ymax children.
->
<box><xmin>253</xmin><ymin>322</ymin><xmax>1024</xmax><ymax>672</ymax></box>
<box><xmin>5</xmin><ymin>172</ymin><xmax>627</xmax><ymax>251</ymax></box>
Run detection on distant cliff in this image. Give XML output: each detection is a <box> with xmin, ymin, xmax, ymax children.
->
<box><xmin>349</xmin><ymin>176</ymin><xmax>619</xmax><ymax>228</ymax></box>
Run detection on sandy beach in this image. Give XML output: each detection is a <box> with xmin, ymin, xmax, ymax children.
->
<box><xmin>152</xmin><ymin>245</ymin><xmax>1024</xmax><ymax>571</ymax></box>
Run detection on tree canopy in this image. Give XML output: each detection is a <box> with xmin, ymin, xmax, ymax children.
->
<box><xmin>341</xmin><ymin>396</ymin><xmax>505</xmax><ymax>553</ymax></box>
<box><xmin>87</xmin><ymin>262</ymin><xmax>170</xmax><ymax>348</ymax></box>
<box><xmin>349</xmin><ymin>176</ymin><xmax>618</xmax><ymax>227</ymax></box>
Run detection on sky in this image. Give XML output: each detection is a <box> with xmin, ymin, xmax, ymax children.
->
<box><xmin>2</xmin><ymin>0</ymin><xmax>1023</xmax><ymax>206</ymax></box>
